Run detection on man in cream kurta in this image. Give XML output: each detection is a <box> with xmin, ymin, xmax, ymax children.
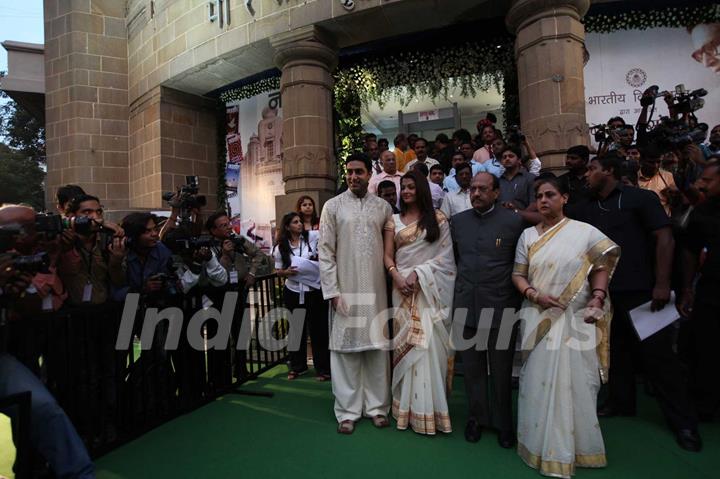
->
<box><xmin>319</xmin><ymin>153</ymin><xmax>393</xmax><ymax>433</ymax></box>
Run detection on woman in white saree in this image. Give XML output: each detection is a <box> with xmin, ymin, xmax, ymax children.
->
<box><xmin>383</xmin><ymin>170</ymin><xmax>456</xmax><ymax>435</ymax></box>
<box><xmin>511</xmin><ymin>177</ymin><xmax>620</xmax><ymax>478</ymax></box>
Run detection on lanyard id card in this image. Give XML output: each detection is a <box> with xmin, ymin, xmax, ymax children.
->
<box><xmin>229</xmin><ymin>270</ymin><xmax>239</xmax><ymax>285</ymax></box>
<box><xmin>82</xmin><ymin>282</ymin><xmax>93</xmax><ymax>303</ymax></box>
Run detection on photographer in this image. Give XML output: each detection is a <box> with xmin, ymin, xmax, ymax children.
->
<box><xmin>57</xmin><ymin>194</ymin><xmax>126</xmax><ymax>305</ymax></box>
<box><xmin>207</xmin><ymin>210</ymin><xmax>263</xmax><ymax>382</ymax></box>
<box><xmin>55</xmin><ymin>184</ymin><xmax>86</xmax><ymax>217</ymax></box>
<box><xmin>114</xmin><ymin>213</ymin><xmax>177</xmax><ymax>300</ymax></box>
<box><xmin>0</xmin><ymin>207</ymin><xmax>95</xmax><ymax>478</ymax></box>
<box><xmin>56</xmin><ymin>194</ymin><xmax>126</xmax><ymax>445</ymax></box>
<box><xmin>701</xmin><ymin>124</ymin><xmax>720</xmax><ymax>159</ymax></box>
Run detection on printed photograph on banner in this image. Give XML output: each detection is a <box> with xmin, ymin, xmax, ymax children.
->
<box><xmin>226</xmin><ymin>105</ymin><xmax>239</xmax><ymax>134</ymax></box>
<box><xmin>584</xmin><ymin>24</ymin><xmax>720</xmax><ymax>147</ymax></box>
<box><xmin>225</xmin><ymin>88</ymin><xmax>284</xmax><ymax>250</ymax></box>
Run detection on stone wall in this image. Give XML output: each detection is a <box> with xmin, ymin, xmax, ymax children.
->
<box><xmin>44</xmin><ymin>0</ymin><xmax>129</xmax><ymax>210</ymax></box>
<box><xmin>129</xmin><ymin>86</ymin><xmax>218</xmax><ymax>209</ymax></box>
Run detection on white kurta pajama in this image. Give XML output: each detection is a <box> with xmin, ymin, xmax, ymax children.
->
<box><xmin>319</xmin><ymin>189</ymin><xmax>394</xmax><ymax>422</ymax></box>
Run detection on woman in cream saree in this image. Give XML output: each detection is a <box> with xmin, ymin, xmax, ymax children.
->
<box><xmin>383</xmin><ymin>170</ymin><xmax>456</xmax><ymax>435</ymax></box>
<box><xmin>512</xmin><ymin>178</ymin><xmax>620</xmax><ymax>478</ymax></box>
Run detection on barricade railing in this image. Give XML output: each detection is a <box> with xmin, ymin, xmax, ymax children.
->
<box><xmin>2</xmin><ymin>273</ymin><xmax>287</xmax><ymax>462</ymax></box>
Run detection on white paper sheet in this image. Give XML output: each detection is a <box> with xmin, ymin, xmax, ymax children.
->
<box><xmin>629</xmin><ymin>292</ymin><xmax>679</xmax><ymax>341</ymax></box>
<box><xmin>290</xmin><ymin>256</ymin><xmax>321</xmax><ymax>290</ymax></box>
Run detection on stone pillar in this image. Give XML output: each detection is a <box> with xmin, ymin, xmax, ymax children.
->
<box><xmin>44</xmin><ymin>0</ymin><xmax>129</xmax><ymax>211</ymax></box>
<box><xmin>506</xmin><ymin>0</ymin><xmax>590</xmax><ymax>171</ymax></box>
<box><xmin>271</xmin><ymin>26</ymin><xmax>338</xmax><ymax>223</ymax></box>
<box><xmin>128</xmin><ymin>86</ymin><xmax>218</xmax><ymax>210</ymax></box>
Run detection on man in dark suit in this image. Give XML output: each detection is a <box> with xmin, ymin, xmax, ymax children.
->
<box><xmin>451</xmin><ymin>172</ymin><xmax>526</xmax><ymax>448</ymax></box>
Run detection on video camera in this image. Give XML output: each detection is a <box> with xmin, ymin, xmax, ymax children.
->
<box><xmin>646</xmin><ymin>117</ymin><xmax>709</xmax><ymax>150</ymax></box>
<box><xmin>589</xmin><ymin>124</ymin><xmax>632</xmax><ymax>143</ymax></box>
<box><xmin>641</xmin><ymin>84</ymin><xmax>707</xmax><ymax>114</ymax></box>
<box><xmin>162</xmin><ymin>176</ymin><xmax>207</xmax><ymax>228</ymax></box>
<box><xmin>506</xmin><ymin>125</ymin><xmax>526</xmax><ymax>146</ymax></box>
<box><xmin>34</xmin><ymin>213</ymin><xmax>97</xmax><ymax>237</ymax></box>
<box><xmin>172</xmin><ymin>234</ymin><xmax>217</xmax><ymax>252</ymax></box>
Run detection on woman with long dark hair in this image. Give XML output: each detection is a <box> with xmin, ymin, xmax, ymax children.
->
<box><xmin>296</xmin><ymin>195</ymin><xmax>320</xmax><ymax>231</ymax></box>
<box><xmin>273</xmin><ymin>212</ymin><xmax>330</xmax><ymax>381</ymax></box>
<box><xmin>382</xmin><ymin>170</ymin><xmax>456</xmax><ymax>434</ymax></box>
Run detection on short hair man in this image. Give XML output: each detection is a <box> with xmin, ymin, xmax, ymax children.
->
<box><xmin>568</xmin><ymin>155</ymin><xmax>702</xmax><ymax>451</ymax></box>
<box><xmin>557</xmin><ymin>145</ymin><xmax>590</xmax><ymax>205</ymax></box>
<box><xmin>451</xmin><ymin>172</ymin><xmax>525</xmax><ymax>447</ymax></box>
<box><xmin>318</xmin><ymin>152</ymin><xmax>393</xmax><ymax>434</ymax></box>
<box><xmin>377</xmin><ymin>180</ymin><xmax>399</xmax><ymax>214</ymax></box>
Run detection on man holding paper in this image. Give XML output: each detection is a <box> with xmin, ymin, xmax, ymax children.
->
<box><xmin>273</xmin><ymin>212</ymin><xmax>329</xmax><ymax>381</ymax></box>
<box><xmin>568</xmin><ymin>154</ymin><xmax>701</xmax><ymax>451</ymax></box>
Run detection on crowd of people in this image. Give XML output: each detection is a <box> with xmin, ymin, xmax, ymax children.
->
<box><xmin>0</xmin><ymin>100</ymin><xmax>718</xmax><ymax>478</ymax></box>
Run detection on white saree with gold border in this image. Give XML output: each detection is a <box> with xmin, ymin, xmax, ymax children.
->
<box><xmin>513</xmin><ymin>218</ymin><xmax>620</xmax><ymax>478</ymax></box>
<box><xmin>388</xmin><ymin>211</ymin><xmax>456</xmax><ymax>434</ymax></box>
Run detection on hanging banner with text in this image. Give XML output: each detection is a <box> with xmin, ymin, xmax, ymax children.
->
<box><xmin>584</xmin><ymin>24</ymin><xmax>720</xmax><ymax>141</ymax></box>
<box><xmin>224</xmin><ymin>90</ymin><xmax>283</xmax><ymax>252</ymax></box>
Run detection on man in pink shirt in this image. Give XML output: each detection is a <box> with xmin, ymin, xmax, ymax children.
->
<box><xmin>473</xmin><ymin>124</ymin><xmax>498</xmax><ymax>164</ymax></box>
<box><xmin>369</xmin><ymin>150</ymin><xmax>403</xmax><ymax>196</ymax></box>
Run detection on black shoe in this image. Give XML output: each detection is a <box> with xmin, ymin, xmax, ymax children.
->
<box><xmin>676</xmin><ymin>429</ymin><xmax>702</xmax><ymax>452</ymax></box>
<box><xmin>464</xmin><ymin>419</ymin><xmax>482</xmax><ymax>443</ymax></box>
<box><xmin>597</xmin><ymin>404</ymin><xmax>635</xmax><ymax>418</ymax></box>
<box><xmin>498</xmin><ymin>431</ymin><xmax>516</xmax><ymax>449</ymax></box>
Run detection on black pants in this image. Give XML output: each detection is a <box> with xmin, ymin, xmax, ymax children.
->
<box><xmin>460</xmin><ymin>324</ymin><xmax>518</xmax><ymax>433</ymax></box>
<box><xmin>283</xmin><ymin>287</ymin><xmax>330</xmax><ymax>375</ymax></box>
<box><xmin>688</xmin><ymin>281</ymin><xmax>720</xmax><ymax>417</ymax></box>
<box><xmin>607</xmin><ymin>291</ymin><xmax>697</xmax><ymax>431</ymax></box>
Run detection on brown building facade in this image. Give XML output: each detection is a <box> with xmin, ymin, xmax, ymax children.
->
<box><xmin>38</xmin><ymin>0</ymin><xmax>592</xmax><ymax>215</ymax></box>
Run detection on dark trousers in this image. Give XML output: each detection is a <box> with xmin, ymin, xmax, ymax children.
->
<box><xmin>283</xmin><ymin>287</ymin><xmax>330</xmax><ymax>375</ymax></box>
<box><xmin>0</xmin><ymin>353</ymin><xmax>95</xmax><ymax>479</ymax></box>
<box><xmin>608</xmin><ymin>291</ymin><xmax>697</xmax><ymax>431</ymax></box>
<box><xmin>688</xmin><ymin>282</ymin><xmax>720</xmax><ymax>417</ymax></box>
<box><xmin>459</xmin><ymin>324</ymin><xmax>518</xmax><ymax>433</ymax></box>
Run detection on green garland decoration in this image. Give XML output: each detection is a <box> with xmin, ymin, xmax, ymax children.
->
<box><xmin>333</xmin><ymin>70</ymin><xmax>364</xmax><ymax>186</ymax></box>
<box><xmin>334</xmin><ymin>39</ymin><xmax>514</xmax><ymax>110</ymax></box>
<box><xmin>219</xmin><ymin>76</ymin><xmax>280</xmax><ymax>103</ymax></box>
<box><xmin>585</xmin><ymin>4</ymin><xmax>720</xmax><ymax>33</ymax></box>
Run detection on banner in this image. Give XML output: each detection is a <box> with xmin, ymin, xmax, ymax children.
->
<box><xmin>584</xmin><ymin>24</ymin><xmax>720</xmax><ymax>140</ymax></box>
<box><xmin>224</xmin><ymin>90</ymin><xmax>284</xmax><ymax>252</ymax></box>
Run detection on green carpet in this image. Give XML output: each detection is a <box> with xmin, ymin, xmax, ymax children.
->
<box><xmin>1</xmin><ymin>366</ymin><xmax>717</xmax><ymax>479</ymax></box>
<box><xmin>85</xmin><ymin>366</ymin><xmax>719</xmax><ymax>479</ymax></box>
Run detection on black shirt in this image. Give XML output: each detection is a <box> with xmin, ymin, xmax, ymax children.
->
<box><xmin>557</xmin><ymin>171</ymin><xmax>590</xmax><ymax>205</ymax></box>
<box><xmin>568</xmin><ymin>183</ymin><xmax>670</xmax><ymax>293</ymax></box>
<box><xmin>451</xmin><ymin>206</ymin><xmax>525</xmax><ymax>328</ymax></box>
<box><xmin>683</xmin><ymin>197</ymin><xmax>720</xmax><ymax>286</ymax></box>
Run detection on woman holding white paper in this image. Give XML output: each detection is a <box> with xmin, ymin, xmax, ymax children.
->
<box><xmin>273</xmin><ymin>212</ymin><xmax>330</xmax><ymax>381</ymax></box>
<box><xmin>511</xmin><ymin>177</ymin><xmax>620</xmax><ymax>478</ymax></box>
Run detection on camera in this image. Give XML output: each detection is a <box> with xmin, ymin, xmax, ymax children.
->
<box><xmin>162</xmin><ymin>176</ymin><xmax>207</xmax><ymax>211</ymax></box>
<box><xmin>11</xmin><ymin>252</ymin><xmax>51</xmax><ymax>274</ymax></box>
<box><xmin>642</xmin><ymin>84</ymin><xmax>707</xmax><ymax>114</ymax></box>
<box><xmin>506</xmin><ymin>125</ymin><xmax>526</xmax><ymax>146</ymax></box>
<box><xmin>148</xmin><ymin>273</ymin><xmax>179</xmax><ymax>297</ymax></box>
<box><xmin>646</xmin><ymin>118</ymin><xmax>709</xmax><ymax>150</ymax></box>
<box><xmin>173</xmin><ymin>234</ymin><xmax>216</xmax><ymax>252</ymax></box>
<box><xmin>34</xmin><ymin>213</ymin><xmax>97</xmax><ymax>237</ymax></box>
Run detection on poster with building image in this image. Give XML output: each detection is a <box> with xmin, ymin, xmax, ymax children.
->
<box><xmin>584</xmin><ymin>24</ymin><xmax>720</xmax><ymax>145</ymax></box>
<box><xmin>224</xmin><ymin>90</ymin><xmax>284</xmax><ymax>253</ymax></box>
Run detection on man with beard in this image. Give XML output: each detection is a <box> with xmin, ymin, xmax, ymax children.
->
<box><xmin>557</xmin><ymin>145</ymin><xmax>590</xmax><ymax>205</ymax></box>
<box><xmin>701</xmin><ymin>124</ymin><xmax>720</xmax><ymax>159</ymax></box>
<box><xmin>318</xmin><ymin>153</ymin><xmax>393</xmax><ymax>435</ymax></box>
<box><xmin>568</xmin><ymin>154</ymin><xmax>701</xmax><ymax>451</ymax></box>
<box><xmin>679</xmin><ymin>163</ymin><xmax>720</xmax><ymax>421</ymax></box>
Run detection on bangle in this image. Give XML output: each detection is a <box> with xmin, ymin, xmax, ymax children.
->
<box><xmin>591</xmin><ymin>288</ymin><xmax>607</xmax><ymax>299</ymax></box>
<box><xmin>387</xmin><ymin>265</ymin><xmax>397</xmax><ymax>273</ymax></box>
<box><xmin>522</xmin><ymin>286</ymin><xmax>537</xmax><ymax>298</ymax></box>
